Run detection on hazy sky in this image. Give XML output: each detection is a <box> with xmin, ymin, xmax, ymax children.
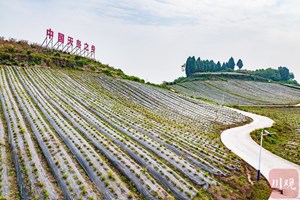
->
<box><xmin>1</xmin><ymin>0</ymin><xmax>300</xmax><ymax>83</ymax></box>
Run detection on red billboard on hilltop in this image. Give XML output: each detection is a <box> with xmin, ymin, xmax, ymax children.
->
<box><xmin>42</xmin><ymin>28</ymin><xmax>96</xmax><ymax>59</ymax></box>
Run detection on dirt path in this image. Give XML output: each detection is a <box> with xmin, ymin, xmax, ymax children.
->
<box><xmin>221</xmin><ymin>108</ymin><xmax>300</xmax><ymax>199</ymax></box>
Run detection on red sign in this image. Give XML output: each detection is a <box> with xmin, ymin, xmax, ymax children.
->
<box><xmin>84</xmin><ymin>43</ymin><xmax>89</xmax><ymax>51</ymax></box>
<box><xmin>58</xmin><ymin>32</ymin><xmax>64</xmax><ymax>43</ymax></box>
<box><xmin>46</xmin><ymin>28</ymin><xmax>54</xmax><ymax>39</ymax></box>
<box><xmin>67</xmin><ymin>36</ymin><xmax>73</xmax><ymax>46</ymax></box>
<box><xmin>91</xmin><ymin>45</ymin><xmax>95</xmax><ymax>53</ymax></box>
<box><xmin>76</xmin><ymin>39</ymin><xmax>81</xmax><ymax>49</ymax></box>
<box><xmin>43</xmin><ymin>28</ymin><xmax>96</xmax><ymax>58</ymax></box>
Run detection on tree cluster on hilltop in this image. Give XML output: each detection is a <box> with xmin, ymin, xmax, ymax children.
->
<box><xmin>185</xmin><ymin>56</ymin><xmax>243</xmax><ymax>77</ymax></box>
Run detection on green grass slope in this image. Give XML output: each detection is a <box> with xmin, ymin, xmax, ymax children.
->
<box><xmin>0</xmin><ymin>38</ymin><xmax>146</xmax><ymax>83</ymax></box>
<box><xmin>238</xmin><ymin>106</ymin><xmax>300</xmax><ymax>166</ymax></box>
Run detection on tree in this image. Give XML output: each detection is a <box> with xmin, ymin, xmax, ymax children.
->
<box><xmin>227</xmin><ymin>57</ymin><xmax>235</xmax><ymax>70</ymax></box>
<box><xmin>290</xmin><ymin>73</ymin><xmax>295</xmax><ymax>80</ymax></box>
<box><xmin>185</xmin><ymin>56</ymin><xmax>196</xmax><ymax>77</ymax></box>
<box><xmin>221</xmin><ymin>62</ymin><xmax>227</xmax><ymax>71</ymax></box>
<box><xmin>216</xmin><ymin>61</ymin><xmax>221</xmax><ymax>71</ymax></box>
<box><xmin>252</xmin><ymin>68</ymin><xmax>280</xmax><ymax>81</ymax></box>
<box><xmin>237</xmin><ymin>59</ymin><xmax>243</xmax><ymax>70</ymax></box>
<box><xmin>278</xmin><ymin>66</ymin><xmax>290</xmax><ymax>81</ymax></box>
<box><xmin>196</xmin><ymin>57</ymin><xmax>201</xmax><ymax>72</ymax></box>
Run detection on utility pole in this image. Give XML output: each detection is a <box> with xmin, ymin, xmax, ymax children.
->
<box><xmin>257</xmin><ymin>129</ymin><xmax>276</xmax><ymax>181</ymax></box>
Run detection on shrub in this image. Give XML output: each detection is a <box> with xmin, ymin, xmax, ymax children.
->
<box><xmin>81</xmin><ymin>186</ymin><xmax>87</xmax><ymax>195</ymax></box>
<box><xmin>251</xmin><ymin>181</ymin><xmax>271</xmax><ymax>200</ymax></box>
<box><xmin>54</xmin><ymin>52</ymin><xmax>60</xmax><ymax>57</ymax></box>
<box><xmin>101</xmin><ymin>69</ymin><xmax>113</xmax><ymax>76</ymax></box>
<box><xmin>127</xmin><ymin>193</ymin><xmax>133</xmax><ymax>199</ymax></box>
<box><xmin>125</xmin><ymin>75</ymin><xmax>145</xmax><ymax>83</ymax></box>
<box><xmin>104</xmin><ymin>180</ymin><xmax>109</xmax><ymax>187</ymax></box>
<box><xmin>43</xmin><ymin>190</ymin><xmax>49</xmax><ymax>198</ymax></box>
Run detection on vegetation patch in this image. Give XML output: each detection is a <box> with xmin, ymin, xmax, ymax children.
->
<box><xmin>237</xmin><ymin>106</ymin><xmax>300</xmax><ymax>166</ymax></box>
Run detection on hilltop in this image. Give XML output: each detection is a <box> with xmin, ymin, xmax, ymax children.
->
<box><xmin>0</xmin><ymin>37</ymin><xmax>145</xmax><ymax>83</ymax></box>
<box><xmin>165</xmin><ymin>56</ymin><xmax>300</xmax><ymax>106</ymax></box>
<box><xmin>182</xmin><ymin>56</ymin><xmax>298</xmax><ymax>85</ymax></box>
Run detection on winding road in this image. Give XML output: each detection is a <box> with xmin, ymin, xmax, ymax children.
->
<box><xmin>221</xmin><ymin>108</ymin><xmax>300</xmax><ymax>199</ymax></box>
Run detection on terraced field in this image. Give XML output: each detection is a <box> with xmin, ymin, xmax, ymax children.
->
<box><xmin>171</xmin><ymin>80</ymin><xmax>300</xmax><ymax>105</ymax></box>
<box><xmin>0</xmin><ymin>66</ymin><xmax>261</xmax><ymax>199</ymax></box>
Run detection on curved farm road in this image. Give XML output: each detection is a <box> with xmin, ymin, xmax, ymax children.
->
<box><xmin>221</xmin><ymin>108</ymin><xmax>300</xmax><ymax>199</ymax></box>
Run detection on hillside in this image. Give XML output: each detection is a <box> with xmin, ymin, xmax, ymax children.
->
<box><xmin>0</xmin><ymin>64</ymin><xmax>273</xmax><ymax>200</ymax></box>
<box><xmin>170</xmin><ymin>79</ymin><xmax>300</xmax><ymax>105</ymax></box>
<box><xmin>0</xmin><ymin>38</ymin><xmax>274</xmax><ymax>199</ymax></box>
<box><xmin>0</xmin><ymin>38</ymin><xmax>145</xmax><ymax>83</ymax></box>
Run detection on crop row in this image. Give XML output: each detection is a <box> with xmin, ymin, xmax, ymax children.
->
<box><xmin>41</xmin><ymin>69</ymin><xmax>228</xmax><ymax>175</ymax></box>
<box><xmin>26</xmin><ymin>67</ymin><xmax>197</xmax><ymax>199</ymax></box>
<box><xmin>11</xmin><ymin>66</ymin><xmax>150</xmax><ymax>200</ymax></box>
<box><xmin>172</xmin><ymin>80</ymin><xmax>300</xmax><ymax>105</ymax></box>
<box><xmin>1</xmin><ymin>68</ymin><xmax>60</xmax><ymax>199</ymax></box>
<box><xmin>0</xmin><ymin>66</ymin><xmax>252</xmax><ymax>199</ymax></box>
<box><xmin>58</xmin><ymin>70</ymin><xmax>242</xmax><ymax>172</ymax></box>
<box><xmin>210</xmin><ymin>80</ymin><xmax>300</xmax><ymax>104</ymax></box>
<box><xmin>48</xmin><ymin>70</ymin><xmax>241</xmax><ymax>170</ymax></box>
<box><xmin>0</xmin><ymin>106</ymin><xmax>10</xmax><ymax>199</ymax></box>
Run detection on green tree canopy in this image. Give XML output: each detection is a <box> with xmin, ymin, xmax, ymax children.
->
<box><xmin>184</xmin><ymin>57</ymin><xmax>240</xmax><ymax>77</ymax></box>
<box><xmin>278</xmin><ymin>66</ymin><xmax>290</xmax><ymax>81</ymax></box>
<box><xmin>252</xmin><ymin>68</ymin><xmax>281</xmax><ymax>81</ymax></box>
<box><xmin>237</xmin><ymin>59</ymin><xmax>243</xmax><ymax>70</ymax></box>
<box><xmin>185</xmin><ymin>56</ymin><xmax>196</xmax><ymax>77</ymax></box>
<box><xmin>227</xmin><ymin>57</ymin><xmax>235</xmax><ymax>70</ymax></box>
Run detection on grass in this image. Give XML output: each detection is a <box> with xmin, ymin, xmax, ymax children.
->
<box><xmin>250</xmin><ymin>181</ymin><xmax>271</xmax><ymax>200</ymax></box>
<box><xmin>0</xmin><ymin>38</ymin><xmax>146</xmax><ymax>84</ymax></box>
<box><xmin>237</xmin><ymin>106</ymin><xmax>300</xmax><ymax>166</ymax></box>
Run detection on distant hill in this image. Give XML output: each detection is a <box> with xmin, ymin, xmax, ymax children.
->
<box><xmin>183</xmin><ymin>56</ymin><xmax>298</xmax><ymax>85</ymax></box>
<box><xmin>168</xmin><ymin>56</ymin><xmax>300</xmax><ymax>106</ymax></box>
<box><xmin>169</xmin><ymin>78</ymin><xmax>300</xmax><ymax>105</ymax></box>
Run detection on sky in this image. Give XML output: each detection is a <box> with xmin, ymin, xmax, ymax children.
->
<box><xmin>1</xmin><ymin>0</ymin><xmax>300</xmax><ymax>83</ymax></box>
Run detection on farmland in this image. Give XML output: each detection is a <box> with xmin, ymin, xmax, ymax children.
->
<box><xmin>0</xmin><ymin>66</ymin><xmax>268</xmax><ymax>199</ymax></box>
<box><xmin>171</xmin><ymin>80</ymin><xmax>300</xmax><ymax>105</ymax></box>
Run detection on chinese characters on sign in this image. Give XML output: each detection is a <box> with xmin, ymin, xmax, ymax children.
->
<box><xmin>57</xmin><ymin>32</ymin><xmax>64</xmax><ymax>43</ymax></box>
<box><xmin>272</xmin><ymin>178</ymin><xmax>297</xmax><ymax>191</ymax></box>
<box><xmin>67</xmin><ymin>36</ymin><xmax>73</xmax><ymax>46</ymax></box>
<box><xmin>269</xmin><ymin>169</ymin><xmax>299</xmax><ymax>198</ymax></box>
<box><xmin>76</xmin><ymin>39</ymin><xmax>81</xmax><ymax>49</ymax></box>
<box><xmin>91</xmin><ymin>45</ymin><xmax>95</xmax><ymax>53</ymax></box>
<box><xmin>84</xmin><ymin>43</ymin><xmax>89</xmax><ymax>51</ymax></box>
<box><xmin>42</xmin><ymin>28</ymin><xmax>96</xmax><ymax>59</ymax></box>
<box><xmin>46</xmin><ymin>29</ymin><xmax>54</xmax><ymax>39</ymax></box>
